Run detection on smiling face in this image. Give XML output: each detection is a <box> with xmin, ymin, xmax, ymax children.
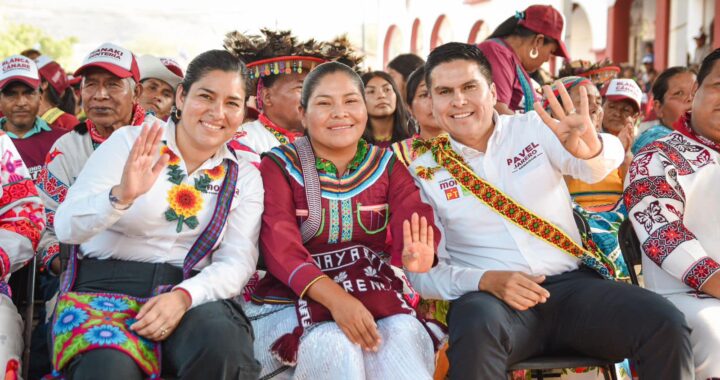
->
<box><xmin>81</xmin><ymin>68</ymin><xmax>136</xmax><ymax>130</ymax></box>
<box><xmin>175</xmin><ymin>69</ymin><xmax>245</xmax><ymax>157</ymax></box>
<box><xmin>691</xmin><ymin>59</ymin><xmax>720</xmax><ymax>144</ymax></box>
<box><xmin>429</xmin><ymin>59</ymin><xmax>497</xmax><ymax>147</ymax></box>
<box><xmin>409</xmin><ymin>79</ymin><xmax>441</xmax><ymax>138</ymax></box>
<box><xmin>138</xmin><ymin>78</ymin><xmax>175</xmax><ymax>120</ymax></box>
<box><xmin>365</xmin><ymin>76</ymin><xmax>397</xmax><ymax>118</ymax></box>
<box><xmin>301</xmin><ymin>71</ymin><xmax>366</xmax><ymax>157</ymax></box>
<box><xmin>0</xmin><ymin>82</ymin><xmax>40</xmax><ymax>130</ymax></box>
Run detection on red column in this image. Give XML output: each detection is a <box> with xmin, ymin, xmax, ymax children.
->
<box><xmin>606</xmin><ymin>0</ymin><xmax>631</xmax><ymax>63</ymax></box>
<box><xmin>715</xmin><ymin>0</ymin><xmax>720</xmax><ymax>49</ymax></box>
<box><xmin>655</xmin><ymin>0</ymin><xmax>670</xmax><ymax>71</ymax></box>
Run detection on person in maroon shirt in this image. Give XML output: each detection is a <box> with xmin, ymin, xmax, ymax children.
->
<box><xmin>247</xmin><ymin>61</ymin><xmax>441</xmax><ymax>379</ymax></box>
<box><xmin>478</xmin><ymin>4</ymin><xmax>570</xmax><ymax>115</ymax></box>
<box><xmin>0</xmin><ymin>55</ymin><xmax>67</xmax><ymax>181</ymax></box>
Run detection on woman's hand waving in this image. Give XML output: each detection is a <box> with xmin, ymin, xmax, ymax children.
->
<box><xmin>111</xmin><ymin>123</ymin><xmax>170</xmax><ymax>206</ymax></box>
<box><xmin>401</xmin><ymin>213</ymin><xmax>435</xmax><ymax>273</ymax></box>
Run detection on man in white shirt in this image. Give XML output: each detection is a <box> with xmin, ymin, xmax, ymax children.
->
<box><xmin>407</xmin><ymin>42</ymin><xmax>693</xmax><ymax>379</ymax></box>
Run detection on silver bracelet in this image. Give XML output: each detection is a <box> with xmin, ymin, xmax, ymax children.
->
<box><xmin>109</xmin><ymin>190</ymin><xmax>132</xmax><ymax>210</ymax></box>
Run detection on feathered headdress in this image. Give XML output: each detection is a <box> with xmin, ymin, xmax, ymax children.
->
<box><xmin>224</xmin><ymin>29</ymin><xmax>363</xmax><ymax>80</ymax></box>
<box><xmin>558</xmin><ymin>58</ymin><xmax>620</xmax><ymax>87</ymax></box>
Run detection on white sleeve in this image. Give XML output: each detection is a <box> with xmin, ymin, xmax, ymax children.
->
<box><xmin>54</xmin><ymin>128</ymin><xmax>135</xmax><ymax>244</ymax></box>
<box><xmin>175</xmin><ymin>165</ymin><xmax>263</xmax><ymax>307</ymax></box>
<box><xmin>530</xmin><ymin>111</ymin><xmax>625</xmax><ymax>183</ymax></box>
<box><xmin>405</xmin><ymin>177</ymin><xmax>485</xmax><ymax>300</ymax></box>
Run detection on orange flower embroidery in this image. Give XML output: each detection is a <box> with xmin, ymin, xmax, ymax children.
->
<box><xmin>167</xmin><ymin>184</ymin><xmax>203</xmax><ymax>218</ymax></box>
<box><xmin>160</xmin><ymin>146</ymin><xmax>180</xmax><ymax>165</ymax></box>
<box><xmin>205</xmin><ymin>165</ymin><xmax>225</xmax><ymax>181</ymax></box>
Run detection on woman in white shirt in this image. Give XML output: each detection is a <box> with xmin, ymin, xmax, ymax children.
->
<box><xmin>50</xmin><ymin>50</ymin><xmax>263</xmax><ymax>380</ymax></box>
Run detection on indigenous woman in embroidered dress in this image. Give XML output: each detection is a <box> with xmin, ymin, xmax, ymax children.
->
<box><xmin>361</xmin><ymin>71</ymin><xmax>413</xmax><ymax>148</ymax></box>
<box><xmin>225</xmin><ymin>30</ymin><xmax>364</xmax><ymax>155</ymax></box>
<box><xmin>50</xmin><ymin>50</ymin><xmax>262</xmax><ymax>380</ymax></box>
<box><xmin>624</xmin><ymin>49</ymin><xmax>720</xmax><ymax>379</ymax></box>
<box><xmin>248</xmin><ymin>62</ymin><xmax>440</xmax><ymax>380</ymax></box>
<box><xmin>391</xmin><ymin>66</ymin><xmax>443</xmax><ymax>167</ymax></box>
<box><xmin>478</xmin><ymin>4</ymin><xmax>570</xmax><ymax>115</ymax></box>
<box><xmin>0</xmin><ymin>131</ymin><xmax>45</xmax><ymax>379</ymax></box>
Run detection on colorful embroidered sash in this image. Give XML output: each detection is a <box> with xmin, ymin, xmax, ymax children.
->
<box><xmin>50</xmin><ymin>155</ymin><xmax>239</xmax><ymax>378</ymax></box>
<box><xmin>294</xmin><ymin>136</ymin><xmax>323</xmax><ymax>243</ymax></box>
<box><xmin>421</xmin><ymin>136</ymin><xmax>619</xmax><ymax>280</ymax></box>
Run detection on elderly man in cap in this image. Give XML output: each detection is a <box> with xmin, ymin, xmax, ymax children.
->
<box><xmin>35</xmin><ymin>56</ymin><xmax>79</xmax><ymax>130</ymax></box>
<box><xmin>0</xmin><ymin>55</ymin><xmax>68</xmax><ymax>181</ymax></box>
<box><xmin>37</xmin><ymin>42</ymin><xmax>156</xmax><ymax>277</ymax></box>
<box><xmin>137</xmin><ymin>55</ymin><xmax>183</xmax><ymax>121</ymax></box>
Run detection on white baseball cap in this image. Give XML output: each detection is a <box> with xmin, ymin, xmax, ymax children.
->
<box><xmin>138</xmin><ymin>55</ymin><xmax>184</xmax><ymax>90</ymax></box>
<box><xmin>602</xmin><ymin>78</ymin><xmax>643</xmax><ymax>111</ymax></box>
<box><xmin>0</xmin><ymin>55</ymin><xmax>40</xmax><ymax>90</ymax></box>
<box><xmin>74</xmin><ymin>42</ymin><xmax>140</xmax><ymax>82</ymax></box>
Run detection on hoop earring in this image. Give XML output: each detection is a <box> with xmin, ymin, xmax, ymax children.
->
<box><xmin>529</xmin><ymin>47</ymin><xmax>539</xmax><ymax>59</ymax></box>
<box><xmin>173</xmin><ymin>108</ymin><xmax>182</xmax><ymax>120</ymax></box>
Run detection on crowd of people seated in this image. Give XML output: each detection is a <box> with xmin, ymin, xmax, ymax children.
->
<box><xmin>0</xmin><ymin>3</ymin><xmax>718</xmax><ymax>380</ymax></box>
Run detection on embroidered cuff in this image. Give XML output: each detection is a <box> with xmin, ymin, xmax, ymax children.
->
<box><xmin>41</xmin><ymin>243</ymin><xmax>60</xmax><ymax>274</ymax></box>
<box><xmin>0</xmin><ymin>247</ymin><xmax>9</xmax><ymax>278</ymax></box>
<box><xmin>288</xmin><ymin>262</ymin><xmax>325</xmax><ymax>297</ymax></box>
<box><xmin>683</xmin><ymin>257</ymin><xmax>720</xmax><ymax>290</ymax></box>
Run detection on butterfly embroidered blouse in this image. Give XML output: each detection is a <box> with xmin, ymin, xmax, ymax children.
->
<box><xmin>624</xmin><ymin>131</ymin><xmax>720</xmax><ymax>295</ymax></box>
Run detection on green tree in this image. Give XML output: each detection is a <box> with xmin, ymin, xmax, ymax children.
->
<box><xmin>0</xmin><ymin>23</ymin><xmax>78</xmax><ymax>68</ymax></box>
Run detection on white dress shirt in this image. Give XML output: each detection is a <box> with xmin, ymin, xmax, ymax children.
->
<box><xmin>55</xmin><ymin>121</ymin><xmax>264</xmax><ymax>307</ymax></box>
<box><xmin>407</xmin><ymin>111</ymin><xmax>624</xmax><ymax>300</ymax></box>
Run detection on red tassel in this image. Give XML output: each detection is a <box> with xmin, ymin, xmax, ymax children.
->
<box><xmin>270</xmin><ymin>326</ymin><xmax>304</xmax><ymax>366</ymax></box>
<box><xmin>4</xmin><ymin>359</ymin><xmax>18</xmax><ymax>380</ymax></box>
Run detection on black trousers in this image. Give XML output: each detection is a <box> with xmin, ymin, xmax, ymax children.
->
<box><xmin>57</xmin><ymin>259</ymin><xmax>261</xmax><ymax>380</ymax></box>
<box><xmin>446</xmin><ymin>267</ymin><xmax>694</xmax><ymax>380</ymax></box>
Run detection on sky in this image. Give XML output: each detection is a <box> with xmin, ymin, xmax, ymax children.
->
<box><xmin>0</xmin><ymin>0</ymin><xmax>380</xmax><ymax>68</ymax></box>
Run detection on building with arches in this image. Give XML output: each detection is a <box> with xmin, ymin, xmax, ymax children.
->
<box><xmin>375</xmin><ymin>0</ymin><xmax>720</xmax><ymax>74</ymax></box>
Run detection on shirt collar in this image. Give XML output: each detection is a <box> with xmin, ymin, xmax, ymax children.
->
<box><xmin>163</xmin><ymin>119</ymin><xmax>239</xmax><ymax>171</ymax></box>
<box><xmin>447</xmin><ymin>111</ymin><xmax>502</xmax><ymax>160</ymax></box>
<box><xmin>0</xmin><ymin>116</ymin><xmax>52</xmax><ymax>139</ymax></box>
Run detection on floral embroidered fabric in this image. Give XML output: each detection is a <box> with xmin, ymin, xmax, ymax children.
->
<box><xmin>51</xmin><ymin>292</ymin><xmax>160</xmax><ymax>378</ymax></box>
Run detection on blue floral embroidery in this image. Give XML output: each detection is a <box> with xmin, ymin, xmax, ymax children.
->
<box><xmin>84</xmin><ymin>325</ymin><xmax>128</xmax><ymax>346</ymax></box>
<box><xmin>54</xmin><ymin>306</ymin><xmax>89</xmax><ymax>334</ymax></box>
<box><xmin>90</xmin><ymin>296</ymin><xmax>130</xmax><ymax>312</ymax></box>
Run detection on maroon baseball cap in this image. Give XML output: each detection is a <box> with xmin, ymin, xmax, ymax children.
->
<box><xmin>518</xmin><ymin>5</ymin><xmax>570</xmax><ymax>60</ymax></box>
<box><xmin>74</xmin><ymin>43</ymin><xmax>140</xmax><ymax>82</ymax></box>
<box><xmin>35</xmin><ymin>55</ymin><xmax>70</xmax><ymax>94</ymax></box>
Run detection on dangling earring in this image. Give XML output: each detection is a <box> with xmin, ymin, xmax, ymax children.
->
<box><xmin>529</xmin><ymin>47</ymin><xmax>539</xmax><ymax>59</ymax></box>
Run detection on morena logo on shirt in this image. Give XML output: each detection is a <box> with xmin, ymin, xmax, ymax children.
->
<box><xmin>438</xmin><ymin>178</ymin><xmax>468</xmax><ymax>201</ymax></box>
<box><xmin>507</xmin><ymin>142</ymin><xmax>542</xmax><ymax>172</ymax></box>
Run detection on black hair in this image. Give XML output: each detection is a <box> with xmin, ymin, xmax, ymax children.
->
<box><xmin>652</xmin><ymin>66</ymin><xmax>695</xmax><ymax>104</ymax></box>
<box><xmin>41</xmin><ymin>80</ymin><xmax>76</xmax><ymax>114</ymax></box>
<box><xmin>361</xmin><ymin>71</ymin><xmax>413</xmax><ymax>144</ymax></box>
<box><xmin>697</xmin><ymin>48</ymin><xmax>720</xmax><ymax>87</ymax></box>
<box><xmin>424</xmin><ymin>42</ymin><xmax>493</xmax><ymax>88</ymax></box>
<box><xmin>487</xmin><ymin>15</ymin><xmax>558</xmax><ymax>46</ymax></box>
<box><xmin>405</xmin><ymin>66</ymin><xmax>426</xmax><ymax>107</ymax></box>
<box><xmin>300</xmin><ymin>61</ymin><xmax>364</xmax><ymax>109</ymax></box>
<box><xmin>387</xmin><ymin>53</ymin><xmax>425</xmax><ymax>81</ymax></box>
<box><xmin>181</xmin><ymin>50</ymin><xmax>248</xmax><ymax>96</ymax></box>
